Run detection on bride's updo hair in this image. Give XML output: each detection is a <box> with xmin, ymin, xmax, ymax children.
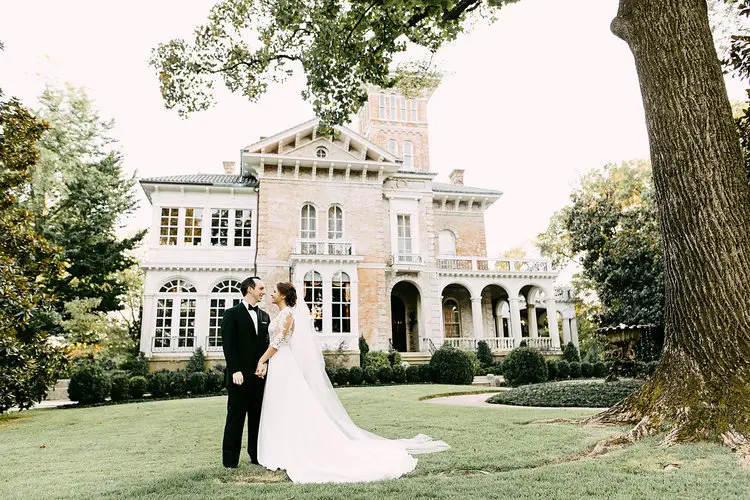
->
<box><xmin>276</xmin><ymin>282</ymin><xmax>297</xmax><ymax>307</ymax></box>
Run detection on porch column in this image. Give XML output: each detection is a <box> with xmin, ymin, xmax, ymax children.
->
<box><xmin>350</xmin><ymin>279</ymin><xmax>359</xmax><ymax>343</ymax></box>
<box><xmin>528</xmin><ymin>304</ymin><xmax>538</xmax><ymax>338</ymax></box>
<box><xmin>508</xmin><ymin>297</ymin><xmax>523</xmax><ymax>347</ymax></box>
<box><xmin>562</xmin><ymin>317</ymin><xmax>572</xmax><ymax>345</ymax></box>
<box><xmin>545</xmin><ymin>298</ymin><xmax>561</xmax><ymax>350</ymax></box>
<box><xmin>323</xmin><ymin>278</ymin><xmax>332</xmax><ymax>335</ymax></box>
<box><xmin>570</xmin><ymin>317</ymin><xmax>579</xmax><ymax>346</ymax></box>
<box><xmin>141</xmin><ymin>293</ymin><xmax>156</xmax><ymax>356</ymax></box>
<box><xmin>471</xmin><ymin>296</ymin><xmax>483</xmax><ymax>338</ymax></box>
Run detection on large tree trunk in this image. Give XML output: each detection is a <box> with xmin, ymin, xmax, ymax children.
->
<box><xmin>589</xmin><ymin>0</ymin><xmax>750</xmax><ymax>455</ymax></box>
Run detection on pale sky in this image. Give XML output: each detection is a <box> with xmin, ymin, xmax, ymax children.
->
<box><xmin>0</xmin><ymin>0</ymin><xmax>744</xmax><ymax>277</ymax></box>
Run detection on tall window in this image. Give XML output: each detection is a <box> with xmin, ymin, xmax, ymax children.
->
<box><xmin>159</xmin><ymin>207</ymin><xmax>179</xmax><ymax>245</ymax></box>
<box><xmin>208</xmin><ymin>280</ymin><xmax>242</xmax><ymax>349</ymax></box>
<box><xmin>438</xmin><ymin>230</ymin><xmax>457</xmax><ymax>256</ymax></box>
<box><xmin>403</xmin><ymin>141</ymin><xmax>414</xmax><ymax>168</ymax></box>
<box><xmin>332</xmin><ymin>272</ymin><xmax>351</xmax><ymax>333</ymax></box>
<box><xmin>301</xmin><ymin>204</ymin><xmax>317</xmax><ymax>239</ymax></box>
<box><xmin>410</xmin><ymin>100</ymin><xmax>418</xmax><ymax>121</ymax></box>
<box><xmin>387</xmin><ymin>139</ymin><xmax>397</xmax><ymax>155</ymax></box>
<box><xmin>304</xmin><ymin>271</ymin><xmax>323</xmax><ymax>332</ymax></box>
<box><xmin>379</xmin><ymin>95</ymin><xmax>386</xmax><ymax>118</ymax></box>
<box><xmin>390</xmin><ymin>96</ymin><xmax>396</xmax><ymax>120</ymax></box>
<box><xmin>397</xmin><ymin>214</ymin><xmax>412</xmax><ymax>255</ymax></box>
<box><xmin>183</xmin><ymin>208</ymin><xmax>202</xmax><ymax>246</ymax></box>
<box><xmin>234</xmin><ymin>209</ymin><xmax>253</xmax><ymax>247</ymax></box>
<box><xmin>211</xmin><ymin>209</ymin><xmax>230</xmax><ymax>246</ymax></box>
<box><xmin>155</xmin><ymin>279</ymin><xmax>197</xmax><ymax>349</ymax></box>
<box><xmin>328</xmin><ymin>205</ymin><xmax>343</xmax><ymax>239</ymax></box>
<box><xmin>443</xmin><ymin>299</ymin><xmax>461</xmax><ymax>338</ymax></box>
<box><xmin>400</xmin><ymin>98</ymin><xmax>407</xmax><ymax>120</ymax></box>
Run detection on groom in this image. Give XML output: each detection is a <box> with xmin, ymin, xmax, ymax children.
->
<box><xmin>221</xmin><ymin>276</ymin><xmax>270</xmax><ymax>468</ymax></box>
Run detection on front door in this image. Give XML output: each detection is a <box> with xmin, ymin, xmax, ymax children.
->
<box><xmin>391</xmin><ymin>297</ymin><xmax>407</xmax><ymax>352</ymax></box>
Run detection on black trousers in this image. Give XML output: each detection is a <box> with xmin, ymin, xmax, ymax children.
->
<box><xmin>222</xmin><ymin>376</ymin><xmax>265</xmax><ymax>467</ymax></box>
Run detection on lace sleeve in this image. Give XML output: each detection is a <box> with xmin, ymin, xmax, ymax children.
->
<box><xmin>270</xmin><ymin>308</ymin><xmax>295</xmax><ymax>349</ymax></box>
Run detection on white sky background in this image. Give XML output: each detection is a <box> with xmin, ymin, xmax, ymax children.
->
<box><xmin>1</xmin><ymin>0</ymin><xmax>745</xmax><ymax>281</ymax></box>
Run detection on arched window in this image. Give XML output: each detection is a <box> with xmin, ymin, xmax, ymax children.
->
<box><xmin>410</xmin><ymin>100</ymin><xmax>418</xmax><ymax>121</ymax></box>
<box><xmin>400</xmin><ymin>99</ymin><xmax>407</xmax><ymax>121</ymax></box>
<box><xmin>328</xmin><ymin>205</ymin><xmax>343</xmax><ymax>239</ymax></box>
<box><xmin>443</xmin><ymin>299</ymin><xmax>461</xmax><ymax>338</ymax></box>
<box><xmin>301</xmin><ymin>203</ymin><xmax>317</xmax><ymax>239</ymax></box>
<box><xmin>387</xmin><ymin>139</ymin><xmax>398</xmax><ymax>155</ymax></box>
<box><xmin>332</xmin><ymin>272</ymin><xmax>351</xmax><ymax>333</ymax></box>
<box><xmin>379</xmin><ymin>95</ymin><xmax>386</xmax><ymax>118</ymax></box>
<box><xmin>403</xmin><ymin>141</ymin><xmax>413</xmax><ymax>168</ymax></box>
<box><xmin>208</xmin><ymin>279</ymin><xmax>242</xmax><ymax>350</ymax></box>
<box><xmin>438</xmin><ymin>230</ymin><xmax>457</xmax><ymax>256</ymax></box>
<box><xmin>304</xmin><ymin>271</ymin><xmax>323</xmax><ymax>332</ymax></box>
<box><xmin>155</xmin><ymin>279</ymin><xmax>198</xmax><ymax>350</ymax></box>
<box><xmin>390</xmin><ymin>96</ymin><xmax>396</xmax><ymax>120</ymax></box>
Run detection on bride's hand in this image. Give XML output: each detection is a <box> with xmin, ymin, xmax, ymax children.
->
<box><xmin>255</xmin><ymin>362</ymin><xmax>267</xmax><ymax>378</ymax></box>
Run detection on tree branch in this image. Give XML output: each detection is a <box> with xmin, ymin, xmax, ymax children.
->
<box><xmin>206</xmin><ymin>54</ymin><xmax>299</xmax><ymax>74</ymax></box>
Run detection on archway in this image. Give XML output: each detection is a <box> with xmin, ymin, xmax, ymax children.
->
<box><xmin>391</xmin><ymin>281</ymin><xmax>421</xmax><ymax>352</ymax></box>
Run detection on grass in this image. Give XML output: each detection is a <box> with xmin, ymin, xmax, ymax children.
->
<box><xmin>1</xmin><ymin>384</ymin><xmax>749</xmax><ymax>499</ymax></box>
<box><xmin>488</xmin><ymin>379</ymin><xmax>645</xmax><ymax>408</ymax></box>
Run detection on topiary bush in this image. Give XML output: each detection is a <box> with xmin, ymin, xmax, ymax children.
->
<box><xmin>593</xmin><ymin>361</ymin><xmax>607</xmax><ymax>378</ymax></box>
<box><xmin>487</xmin><ymin>362</ymin><xmax>503</xmax><ymax>376</ymax></box>
<box><xmin>68</xmin><ymin>364</ymin><xmax>112</xmax><ymax>405</ymax></box>
<box><xmin>206</xmin><ymin>371</ymin><xmax>224</xmax><ymax>393</ymax></box>
<box><xmin>349</xmin><ymin>366</ymin><xmax>364</xmax><ymax>385</ymax></box>
<box><xmin>583</xmin><ymin>342</ymin><xmax>603</xmax><ymax>364</ymax></box>
<box><xmin>546</xmin><ymin>359</ymin><xmax>558</xmax><ymax>380</ymax></box>
<box><xmin>128</xmin><ymin>376</ymin><xmax>148</xmax><ymax>399</ymax></box>
<box><xmin>148</xmin><ymin>371</ymin><xmax>170</xmax><ymax>398</ymax></box>
<box><xmin>580</xmin><ymin>362</ymin><xmax>593</xmax><ymax>378</ymax></box>
<box><xmin>377</xmin><ymin>366</ymin><xmax>393</xmax><ymax>384</ymax></box>
<box><xmin>429</xmin><ymin>345</ymin><xmax>474</xmax><ymax>385</ymax></box>
<box><xmin>188</xmin><ymin>372</ymin><xmax>208</xmax><ymax>394</ymax></box>
<box><xmin>556</xmin><ymin>360</ymin><xmax>570</xmax><ymax>380</ymax></box>
<box><xmin>169</xmin><ymin>371</ymin><xmax>188</xmax><ymax>396</ymax></box>
<box><xmin>487</xmin><ymin>380</ymin><xmax>644</xmax><ymax>408</ymax></box>
<box><xmin>388</xmin><ymin>350</ymin><xmax>402</xmax><ymax>367</ymax></box>
<box><xmin>418</xmin><ymin>363</ymin><xmax>434</xmax><ymax>383</ymax></box>
<box><xmin>334</xmin><ymin>367</ymin><xmax>350</xmax><ymax>386</ymax></box>
<box><xmin>359</xmin><ymin>336</ymin><xmax>370</xmax><ymax>368</ymax></box>
<box><xmin>119</xmin><ymin>352</ymin><xmax>148</xmax><ymax>377</ymax></box>
<box><xmin>501</xmin><ymin>346</ymin><xmax>548</xmax><ymax>387</ymax></box>
<box><xmin>569</xmin><ymin>361</ymin><xmax>582</xmax><ymax>379</ymax></box>
<box><xmin>364</xmin><ymin>366</ymin><xmax>378</xmax><ymax>384</ymax></box>
<box><xmin>476</xmin><ymin>340</ymin><xmax>494</xmax><ymax>368</ymax></box>
<box><xmin>185</xmin><ymin>348</ymin><xmax>207</xmax><ymax>374</ymax></box>
<box><xmin>405</xmin><ymin>365</ymin><xmax>421</xmax><ymax>383</ymax></box>
<box><xmin>109</xmin><ymin>374</ymin><xmax>130</xmax><ymax>402</ymax></box>
<box><xmin>392</xmin><ymin>365</ymin><xmax>407</xmax><ymax>384</ymax></box>
<box><xmin>365</xmin><ymin>351</ymin><xmax>390</xmax><ymax>369</ymax></box>
<box><xmin>562</xmin><ymin>342</ymin><xmax>580</xmax><ymax>363</ymax></box>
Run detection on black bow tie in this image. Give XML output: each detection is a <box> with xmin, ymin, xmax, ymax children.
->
<box><xmin>247</xmin><ymin>304</ymin><xmax>258</xmax><ymax>313</ymax></box>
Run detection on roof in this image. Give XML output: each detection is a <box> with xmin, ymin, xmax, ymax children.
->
<box><xmin>140</xmin><ymin>174</ymin><xmax>258</xmax><ymax>188</ymax></box>
<box><xmin>432</xmin><ymin>182</ymin><xmax>503</xmax><ymax>196</ymax></box>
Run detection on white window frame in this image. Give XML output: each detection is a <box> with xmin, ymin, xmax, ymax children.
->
<box><xmin>304</xmin><ymin>270</ymin><xmax>324</xmax><ymax>332</ymax></box>
<box><xmin>331</xmin><ymin>271</ymin><xmax>351</xmax><ymax>333</ymax></box>
<box><xmin>387</xmin><ymin>139</ymin><xmax>398</xmax><ymax>155</ymax></box>
<box><xmin>403</xmin><ymin>141</ymin><xmax>414</xmax><ymax>168</ymax></box>
<box><xmin>233</xmin><ymin>209</ymin><xmax>253</xmax><ymax>247</ymax></box>
<box><xmin>390</xmin><ymin>96</ymin><xmax>396</xmax><ymax>120</ymax></box>
<box><xmin>400</xmin><ymin>98</ymin><xmax>407</xmax><ymax>121</ymax></box>
<box><xmin>155</xmin><ymin>279</ymin><xmax>198</xmax><ymax>349</ymax></box>
<box><xmin>379</xmin><ymin>95</ymin><xmax>386</xmax><ymax>118</ymax></box>
<box><xmin>397</xmin><ymin>214</ymin><xmax>413</xmax><ymax>255</ymax></box>
<box><xmin>443</xmin><ymin>298</ymin><xmax>461</xmax><ymax>338</ymax></box>
<box><xmin>208</xmin><ymin>279</ymin><xmax>242</xmax><ymax>349</ymax></box>
<box><xmin>410</xmin><ymin>100</ymin><xmax>418</xmax><ymax>121</ymax></box>
<box><xmin>159</xmin><ymin>207</ymin><xmax>179</xmax><ymax>246</ymax></box>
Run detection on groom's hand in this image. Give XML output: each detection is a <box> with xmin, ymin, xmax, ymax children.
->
<box><xmin>232</xmin><ymin>371</ymin><xmax>244</xmax><ymax>385</ymax></box>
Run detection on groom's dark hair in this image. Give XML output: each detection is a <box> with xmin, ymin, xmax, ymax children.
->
<box><xmin>241</xmin><ymin>276</ymin><xmax>262</xmax><ymax>296</ymax></box>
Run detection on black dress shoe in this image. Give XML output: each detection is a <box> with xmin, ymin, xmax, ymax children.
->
<box><xmin>250</xmin><ymin>459</ymin><xmax>260</xmax><ymax>465</ymax></box>
<box><xmin>224</xmin><ymin>463</ymin><xmax>239</xmax><ymax>469</ymax></box>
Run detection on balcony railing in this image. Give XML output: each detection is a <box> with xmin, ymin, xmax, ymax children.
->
<box><xmin>436</xmin><ymin>256</ymin><xmax>553</xmax><ymax>273</ymax></box>
<box><xmin>525</xmin><ymin>337</ymin><xmax>554</xmax><ymax>351</ymax></box>
<box><xmin>391</xmin><ymin>253</ymin><xmax>424</xmax><ymax>265</ymax></box>
<box><xmin>293</xmin><ymin>240</ymin><xmax>355</xmax><ymax>256</ymax></box>
<box><xmin>442</xmin><ymin>337</ymin><xmax>517</xmax><ymax>351</ymax></box>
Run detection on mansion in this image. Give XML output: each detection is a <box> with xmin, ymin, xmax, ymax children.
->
<box><xmin>138</xmin><ymin>85</ymin><xmax>579</xmax><ymax>369</ymax></box>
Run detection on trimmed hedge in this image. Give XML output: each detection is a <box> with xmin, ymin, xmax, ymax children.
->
<box><xmin>349</xmin><ymin>366</ymin><xmax>364</xmax><ymax>385</ymax></box>
<box><xmin>334</xmin><ymin>367</ymin><xmax>350</xmax><ymax>386</ymax></box>
<box><xmin>364</xmin><ymin>366</ymin><xmax>378</xmax><ymax>384</ymax></box>
<box><xmin>429</xmin><ymin>346</ymin><xmax>474</xmax><ymax>385</ymax></box>
<box><xmin>487</xmin><ymin>380</ymin><xmax>644</xmax><ymax>408</ymax></box>
<box><xmin>501</xmin><ymin>347</ymin><xmax>548</xmax><ymax>387</ymax></box>
<box><xmin>580</xmin><ymin>362</ymin><xmax>593</xmax><ymax>378</ymax></box>
<box><xmin>187</xmin><ymin>372</ymin><xmax>208</xmax><ymax>394</ymax></box>
<box><xmin>476</xmin><ymin>340</ymin><xmax>494</xmax><ymax>367</ymax></box>
<box><xmin>128</xmin><ymin>376</ymin><xmax>148</xmax><ymax>399</ymax></box>
<box><xmin>68</xmin><ymin>364</ymin><xmax>111</xmax><ymax>404</ymax></box>
<box><xmin>109</xmin><ymin>374</ymin><xmax>130</xmax><ymax>402</ymax></box>
<box><xmin>546</xmin><ymin>359</ymin><xmax>558</xmax><ymax>380</ymax></box>
<box><xmin>569</xmin><ymin>361</ymin><xmax>581</xmax><ymax>379</ymax></box>
<box><xmin>592</xmin><ymin>361</ymin><xmax>607</xmax><ymax>378</ymax></box>
<box><xmin>405</xmin><ymin>365</ymin><xmax>421</xmax><ymax>383</ymax></box>
<box><xmin>392</xmin><ymin>365</ymin><xmax>407</xmax><ymax>384</ymax></box>
<box><xmin>148</xmin><ymin>371</ymin><xmax>170</xmax><ymax>398</ymax></box>
<box><xmin>169</xmin><ymin>371</ymin><xmax>188</xmax><ymax>395</ymax></box>
<box><xmin>365</xmin><ymin>351</ymin><xmax>390</xmax><ymax>369</ymax></box>
<box><xmin>556</xmin><ymin>360</ymin><xmax>570</xmax><ymax>380</ymax></box>
<box><xmin>377</xmin><ymin>366</ymin><xmax>393</xmax><ymax>384</ymax></box>
<box><xmin>418</xmin><ymin>363</ymin><xmax>435</xmax><ymax>383</ymax></box>
<box><xmin>562</xmin><ymin>342</ymin><xmax>581</xmax><ymax>363</ymax></box>
<box><xmin>206</xmin><ymin>371</ymin><xmax>224</xmax><ymax>393</ymax></box>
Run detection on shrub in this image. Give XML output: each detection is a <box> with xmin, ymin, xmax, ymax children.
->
<box><xmin>546</xmin><ymin>359</ymin><xmax>558</xmax><ymax>380</ymax></box>
<box><xmin>148</xmin><ymin>371</ymin><xmax>171</xmax><ymax>398</ymax></box>
<box><xmin>128</xmin><ymin>376</ymin><xmax>148</xmax><ymax>399</ymax></box>
<box><xmin>365</xmin><ymin>351</ymin><xmax>390</xmax><ymax>369</ymax></box>
<box><xmin>388</xmin><ymin>350</ymin><xmax>402</xmax><ymax>367</ymax></box>
<box><xmin>119</xmin><ymin>352</ymin><xmax>148</xmax><ymax>377</ymax></box>
<box><xmin>68</xmin><ymin>364</ymin><xmax>112</xmax><ymax>404</ymax></box>
<box><xmin>487</xmin><ymin>380</ymin><xmax>644</xmax><ymax>408</ymax></box>
<box><xmin>349</xmin><ymin>366</ymin><xmax>364</xmax><ymax>385</ymax></box>
<box><xmin>487</xmin><ymin>362</ymin><xmax>503</xmax><ymax>376</ymax></box>
<box><xmin>325</xmin><ymin>367</ymin><xmax>335</xmax><ymax>383</ymax></box>
<box><xmin>556</xmin><ymin>360</ymin><xmax>570</xmax><ymax>380</ymax></box>
<box><xmin>188</xmin><ymin>372</ymin><xmax>208</xmax><ymax>394</ymax></box>
<box><xmin>418</xmin><ymin>363</ymin><xmax>434</xmax><ymax>383</ymax></box>
<box><xmin>429</xmin><ymin>345</ymin><xmax>474</xmax><ymax>385</ymax></box>
<box><xmin>562</xmin><ymin>342</ymin><xmax>580</xmax><ymax>363</ymax></box>
<box><xmin>405</xmin><ymin>365</ymin><xmax>421</xmax><ymax>383</ymax></box>
<box><xmin>592</xmin><ymin>361</ymin><xmax>607</xmax><ymax>378</ymax></box>
<box><xmin>334</xmin><ymin>367</ymin><xmax>349</xmax><ymax>386</ymax></box>
<box><xmin>359</xmin><ymin>336</ymin><xmax>370</xmax><ymax>368</ymax></box>
<box><xmin>185</xmin><ymin>347</ymin><xmax>207</xmax><ymax>374</ymax></box>
<box><xmin>646</xmin><ymin>360</ymin><xmax>659</xmax><ymax>376</ymax></box>
<box><xmin>501</xmin><ymin>347</ymin><xmax>548</xmax><ymax>387</ymax></box>
<box><xmin>580</xmin><ymin>362</ymin><xmax>593</xmax><ymax>378</ymax></box>
<box><xmin>583</xmin><ymin>343</ymin><xmax>603</xmax><ymax>364</ymax></box>
<box><xmin>377</xmin><ymin>366</ymin><xmax>393</xmax><ymax>384</ymax></box>
<box><xmin>392</xmin><ymin>365</ymin><xmax>407</xmax><ymax>384</ymax></box>
<box><xmin>109</xmin><ymin>374</ymin><xmax>130</xmax><ymax>402</ymax></box>
<box><xmin>463</xmin><ymin>350</ymin><xmax>481</xmax><ymax>375</ymax></box>
<box><xmin>169</xmin><ymin>371</ymin><xmax>188</xmax><ymax>395</ymax></box>
<box><xmin>569</xmin><ymin>361</ymin><xmax>582</xmax><ymax>379</ymax></box>
<box><xmin>519</xmin><ymin>340</ymin><xmax>528</xmax><ymax>347</ymax></box>
<box><xmin>364</xmin><ymin>366</ymin><xmax>378</xmax><ymax>384</ymax></box>
<box><xmin>476</xmin><ymin>340</ymin><xmax>494</xmax><ymax>368</ymax></box>
<box><xmin>206</xmin><ymin>371</ymin><xmax>224</xmax><ymax>393</ymax></box>
<box><xmin>476</xmin><ymin>367</ymin><xmax>488</xmax><ymax>376</ymax></box>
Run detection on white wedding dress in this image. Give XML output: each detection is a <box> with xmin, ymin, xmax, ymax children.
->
<box><xmin>257</xmin><ymin>304</ymin><xmax>449</xmax><ymax>483</ymax></box>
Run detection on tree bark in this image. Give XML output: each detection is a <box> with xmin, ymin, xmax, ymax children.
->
<box><xmin>589</xmin><ymin>0</ymin><xmax>750</xmax><ymax>455</ymax></box>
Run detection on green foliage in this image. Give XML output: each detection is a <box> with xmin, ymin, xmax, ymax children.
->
<box><xmin>348</xmin><ymin>366</ymin><xmax>364</xmax><ymax>385</ymax></box>
<box><xmin>562</xmin><ymin>342</ymin><xmax>580</xmax><ymax>363</ymax></box>
<box><xmin>388</xmin><ymin>350</ymin><xmax>402</xmax><ymax>367</ymax></box>
<box><xmin>392</xmin><ymin>364</ymin><xmax>407</xmax><ymax>384</ymax></box>
<box><xmin>546</xmin><ymin>359</ymin><xmax>558</xmax><ymax>380</ymax></box>
<box><xmin>206</xmin><ymin>371</ymin><xmax>224</xmax><ymax>393</ymax></box>
<box><xmin>364</xmin><ymin>351</ymin><xmax>389</xmax><ymax>370</ymax></box>
<box><xmin>169</xmin><ymin>371</ymin><xmax>188</xmax><ymax>395</ymax></box>
<box><xmin>358</xmin><ymin>336</ymin><xmax>369</xmax><ymax>368</ymax></box>
<box><xmin>555</xmin><ymin>360</ymin><xmax>570</xmax><ymax>380</ymax></box>
<box><xmin>405</xmin><ymin>365</ymin><xmax>421</xmax><ymax>383</ymax></box>
<box><xmin>119</xmin><ymin>352</ymin><xmax>148</xmax><ymax>377</ymax></box>
<box><xmin>582</xmin><ymin>342</ymin><xmax>603</xmax><ymax>364</ymax></box>
<box><xmin>580</xmin><ymin>362</ymin><xmax>593</xmax><ymax>378</ymax></box>
<box><xmin>185</xmin><ymin>348</ymin><xmax>207</xmax><ymax>374</ymax></box>
<box><xmin>463</xmin><ymin>350</ymin><xmax>481</xmax><ymax>375</ymax></box>
<box><xmin>109</xmin><ymin>374</ymin><xmax>130</xmax><ymax>402</ymax></box>
<box><xmin>569</xmin><ymin>361</ymin><xmax>581</xmax><ymax>379</ymax></box>
<box><xmin>187</xmin><ymin>372</ymin><xmax>208</xmax><ymax>394</ymax></box>
<box><xmin>429</xmin><ymin>345</ymin><xmax>474</xmax><ymax>385</ymax></box>
<box><xmin>377</xmin><ymin>366</ymin><xmax>393</xmax><ymax>384</ymax></box>
<box><xmin>325</xmin><ymin>367</ymin><xmax>335</xmax><ymax>383</ymax></box>
<box><xmin>487</xmin><ymin>362</ymin><xmax>503</xmax><ymax>376</ymax></box>
<box><xmin>363</xmin><ymin>366</ymin><xmax>378</xmax><ymax>385</ymax></box>
<box><xmin>501</xmin><ymin>347</ymin><xmax>548</xmax><ymax>387</ymax></box>
<box><xmin>333</xmin><ymin>367</ymin><xmax>349</xmax><ymax>386</ymax></box>
<box><xmin>476</xmin><ymin>340</ymin><xmax>494</xmax><ymax>368</ymax></box>
<box><xmin>488</xmin><ymin>380</ymin><xmax>645</xmax><ymax>408</ymax></box>
<box><xmin>148</xmin><ymin>371</ymin><xmax>170</xmax><ymax>398</ymax></box>
<box><xmin>68</xmin><ymin>364</ymin><xmax>112</xmax><ymax>404</ymax></box>
<box><xmin>418</xmin><ymin>363</ymin><xmax>435</xmax><ymax>383</ymax></box>
<box><xmin>128</xmin><ymin>376</ymin><xmax>148</xmax><ymax>399</ymax></box>
<box><xmin>593</xmin><ymin>361</ymin><xmax>608</xmax><ymax>378</ymax></box>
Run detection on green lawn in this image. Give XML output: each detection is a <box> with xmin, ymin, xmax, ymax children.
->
<box><xmin>1</xmin><ymin>385</ymin><xmax>748</xmax><ymax>499</ymax></box>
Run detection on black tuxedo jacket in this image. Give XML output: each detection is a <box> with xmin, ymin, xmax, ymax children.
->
<box><xmin>221</xmin><ymin>302</ymin><xmax>270</xmax><ymax>387</ymax></box>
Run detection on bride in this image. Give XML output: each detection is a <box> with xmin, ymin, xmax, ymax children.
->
<box><xmin>254</xmin><ymin>281</ymin><xmax>449</xmax><ymax>483</ymax></box>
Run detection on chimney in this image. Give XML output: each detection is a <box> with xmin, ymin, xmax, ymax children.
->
<box><xmin>223</xmin><ymin>161</ymin><xmax>236</xmax><ymax>175</ymax></box>
<box><xmin>449</xmin><ymin>169</ymin><xmax>464</xmax><ymax>185</ymax></box>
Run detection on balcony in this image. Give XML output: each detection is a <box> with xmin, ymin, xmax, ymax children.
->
<box><xmin>436</xmin><ymin>256</ymin><xmax>554</xmax><ymax>275</ymax></box>
<box><xmin>390</xmin><ymin>253</ymin><xmax>424</xmax><ymax>272</ymax></box>
<box><xmin>438</xmin><ymin>336</ymin><xmax>557</xmax><ymax>352</ymax></box>
<box><xmin>290</xmin><ymin>240</ymin><xmax>362</xmax><ymax>263</ymax></box>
